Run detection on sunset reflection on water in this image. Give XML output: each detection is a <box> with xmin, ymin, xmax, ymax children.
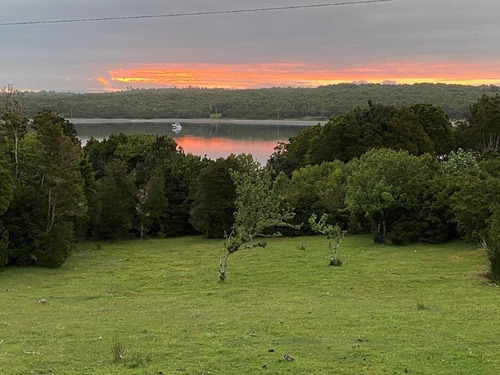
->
<box><xmin>174</xmin><ymin>136</ymin><xmax>280</xmax><ymax>164</ymax></box>
<box><xmin>74</xmin><ymin>121</ymin><xmax>310</xmax><ymax>165</ymax></box>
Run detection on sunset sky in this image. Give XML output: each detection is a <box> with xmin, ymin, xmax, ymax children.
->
<box><xmin>1</xmin><ymin>0</ymin><xmax>499</xmax><ymax>92</ymax></box>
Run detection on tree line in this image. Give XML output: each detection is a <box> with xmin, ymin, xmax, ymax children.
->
<box><xmin>1</xmin><ymin>87</ymin><xmax>499</xmax><ymax>281</ymax></box>
<box><xmin>22</xmin><ymin>83</ymin><xmax>499</xmax><ymax>120</ymax></box>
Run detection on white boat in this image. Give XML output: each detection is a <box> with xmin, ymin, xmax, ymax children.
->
<box><xmin>172</xmin><ymin>122</ymin><xmax>182</xmax><ymax>131</ymax></box>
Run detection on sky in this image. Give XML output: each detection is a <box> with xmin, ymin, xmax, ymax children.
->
<box><xmin>1</xmin><ymin>0</ymin><xmax>499</xmax><ymax>92</ymax></box>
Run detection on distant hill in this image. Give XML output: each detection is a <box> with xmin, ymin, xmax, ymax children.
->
<box><xmin>22</xmin><ymin>83</ymin><xmax>499</xmax><ymax>120</ymax></box>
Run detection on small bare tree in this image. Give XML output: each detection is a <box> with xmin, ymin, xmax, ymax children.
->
<box><xmin>219</xmin><ymin>167</ymin><xmax>294</xmax><ymax>281</ymax></box>
<box><xmin>309</xmin><ymin>213</ymin><xmax>345</xmax><ymax>266</ymax></box>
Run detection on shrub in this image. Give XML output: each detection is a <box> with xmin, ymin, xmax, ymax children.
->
<box><xmin>481</xmin><ymin>209</ymin><xmax>500</xmax><ymax>283</ymax></box>
<box><xmin>309</xmin><ymin>213</ymin><xmax>345</xmax><ymax>266</ymax></box>
<box><xmin>112</xmin><ymin>338</ymin><xmax>126</xmax><ymax>363</ymax></box>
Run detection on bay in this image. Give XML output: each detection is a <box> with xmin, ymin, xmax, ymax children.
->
<box><xmin>72</xmin><ymin>119</ymin><xmax>322</xmax><ymax>164</ymax></box>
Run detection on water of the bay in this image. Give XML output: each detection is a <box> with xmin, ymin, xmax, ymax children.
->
<box><xmin>73</xmin><ymin>119</ymin><xmax>321</xmax><ymax>164</ymax></box>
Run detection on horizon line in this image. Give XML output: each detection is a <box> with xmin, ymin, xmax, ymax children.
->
<box><xmin>18</xmin><ymin>81</ymin><xmax>500</xmax><ymax>94</ymax></box>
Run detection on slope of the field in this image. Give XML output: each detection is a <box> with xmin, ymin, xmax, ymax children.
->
<box><xmin>0</xmin><ymin>236</ymin><xmax>498</xmax><ymax>374</ymax></box>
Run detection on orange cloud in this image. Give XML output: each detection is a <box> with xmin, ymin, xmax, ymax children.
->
<box><xmin>97</xmin><ymin>61</ymin><xmax>500</xmax><ymax>90</ymax></box>
<box><xmin>96</xmin><ymin>76</ymin><xmax>114</xmax><ymax>91</ymax></box>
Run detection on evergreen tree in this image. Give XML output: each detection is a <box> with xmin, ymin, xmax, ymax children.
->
<box><xmin>0</xmin><ymin>158</ymin><xmax>13</xmax><ymax>267</ymax></box>
<box><xmin>189</xmin><ymin>155</ymin><xmax>253</xmax><ymax>238</ymax></box>
<box><xmin>137</xmin><ymin>172</ymin><xmax>168</xmax><ymax>238</ymax></box>
<box><xmin>5</xmin><ymin>111</ymin><xmax>86</xmax><ymax>267</ymax></box>
<box><xmin>410</xmin><ymin>103</ymin><xmax>455</xmax><ymax>155</ymax></box>
<box><xmin>97</xmin><ymin>160</ymin><xmax>137</xmax><ymax>240</ymax></box>
<box><xmin>462</xmin><ymin>94</ymin><xmax>500</xmax><ymax>154</ymax></box>
<box><xmin>0</xmin><ymin>85</ymin><xmax>28</xmax><ymax>179</ymax></box>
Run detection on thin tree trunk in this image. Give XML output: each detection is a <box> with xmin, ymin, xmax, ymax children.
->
<box><xmin>50</xmin><ymin>199</ymin><xmax>56</xmax><ymax>232</ymax></box>
<box><xmin>219</xmin><ymin>252</ymin><xmax>229</xmax><ymax>281</ymax></box>
<box><xmin>375</xmin><ymin>215</ymin><xmax>387</xmax><ymax>243</ymax></box>
<box><xmin>45</xmin><ymin>187</ymin><xmax>57</xmax><ymax>234</ymax></box>
<box><xmin>14</xmin><ymin>129</ymin><xmax>18</xmax><ymax>179</ymax></box>
<box><xmin>46</xmin><ymin>188</ymin><xmax>52</xmax><ymax>229</ymax></box>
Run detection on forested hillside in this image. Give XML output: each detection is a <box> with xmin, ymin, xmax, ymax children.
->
<box><xmin>23</xmin><ymin>83</ymin><xmax>499</xmax><ymax>120</ymax></box>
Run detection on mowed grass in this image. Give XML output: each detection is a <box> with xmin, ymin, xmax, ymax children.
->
<box><xmin>1</xmin><ymin>235</ymin><xmax>499</xmax><ymax>374</ymax></box>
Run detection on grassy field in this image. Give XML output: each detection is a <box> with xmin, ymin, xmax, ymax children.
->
<box><xmin>0</xmin><ymin>235</ymin><xmax>499</xmax><ymax>374</ymax></box>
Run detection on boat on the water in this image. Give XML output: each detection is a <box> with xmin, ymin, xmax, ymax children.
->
<box><xmin>172</xmin><ymin>122</ymin><xmax>182</xmax><ymax>131</ymax></box>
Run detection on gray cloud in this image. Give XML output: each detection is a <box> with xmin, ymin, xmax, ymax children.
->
<box><xmin>1</xmin><ymin>0</ymin><xmax>499</xmax><ymax>90</ymax></box>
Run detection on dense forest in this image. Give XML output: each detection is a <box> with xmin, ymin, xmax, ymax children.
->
<box><xmin>1</xmin><ymin>87</ymin><xmax>499</xmax><ymax>281</ymax></box>
<box><xmin>22</xmin><ymin>83</ymin><xmax>500</xmax><ymax>120</ymax></box>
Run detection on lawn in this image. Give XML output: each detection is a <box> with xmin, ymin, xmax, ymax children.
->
<box><xmin>0</xmin><ymin>235</ymin><xmax>499</xmax><ymax>374</ymax></box>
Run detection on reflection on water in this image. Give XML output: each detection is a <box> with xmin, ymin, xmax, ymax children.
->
<box><xmin>75</xmin><ymin>121</ymin><xmax>310</xmax><ymax>163</ymax></box>
<box><xmin>174</xmin><ymin>137</ymin><xmax>281</xmax><ymax>164</ymax></box>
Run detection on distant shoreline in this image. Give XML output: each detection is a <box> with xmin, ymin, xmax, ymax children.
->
<box><xmin>69</xmin><ymin>118</ymin><xmax>326</xmax><ymax>126</ymax></box>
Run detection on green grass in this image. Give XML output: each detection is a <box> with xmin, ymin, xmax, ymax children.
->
<box><xmin>0</xmin><ymin>235</ymin><xmax>499</xmax><ymax>374</ymax></box>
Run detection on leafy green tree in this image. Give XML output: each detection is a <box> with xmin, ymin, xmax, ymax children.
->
<box><xmin>481</xmin><ymin>207</ymin><xmax>500</xmax><ymax>283</ymax></box>
<box><xmin>276</xmin><ymin>161</ymin><xmax>348</xmax><ymax>234</ymax></box>
<box><xmin>282</xmin><ymin>103</ymin><xmax>435</xmax><ymax>167</ymax></box>
<box><xmin>451</xmin><ymin>170</ymin><xmax>500</xmax><ymax>241</ymax></box>
<box><xmin>32</xmin><ymin>111</ymin><xmax>86</xmax><ymax>237</ymax></box>
<box><xmin>267</xmin><ymin>142</ymin><xmax>297</xmax><ymax>178</ymax></box>
<box><xmin>460</xmin><ymin>94</ymin><xmax>500</xmax><ymax>154</ymax></box>
<box><xmin>479</xmin><ymin>156</ymin><xmax>500</xmax><ymax>178</ymax></box>
<box><xmin>442</xmin><ymin>148</ymin><xmax>478</xmax><ymax>174</ymax></box>
<box><xmin>219</xmin><ymin>167</ymin><xmax>294</xmax><ymax>281</ymax></box>
<box><xmin>32</xmin><ymin>110</ymin><xmax>79</xmax><ymax>143</ymax></box>
<box><xmin>0</xmin><ymin>112</ymin><xmax>28</xmax><ymax>178</ymax></box>
<box><xmin>410</xmin><ymin>104</ymin><xmax>455</xmax><ymax>154</ymax></box>
<box><xmin>440</xmin><ymin>149</ymin><xmax>495</xmax><ymax>242</ymax></box>
<box><xmin>272</xmin><ymin>125</ymin><xmax>322</xmax><ymax>168</ymax></box>
<box><xmin>3</xmin><ymin>134</ymin><xmax>46</xmax><ymax>266</ymax></box>
<box><xmin>307</xmin><ymin>110</ymin><xmax>382</xmax><ymax>164</ymax></box>
<box><xmin>136</xmin><ymin>172</ymin><xmax>168</xmax><ymax>239</ymax></box>
<box><xmin>161</xmin><ymin>152</ymin><xmax>207</xmax><ymax>237</ymax></box>
<box><xmin>0</xmin><ymin>158</ymin><xmax>13</xmax><ymax>267</ymax></box>
<box><xmin>75</xmin><ymin>156</ymin><xmax>99</xmax><ymax>241</ymax></box>
<box><xmin>189</xmin><ymin>154</ymin><xmax>253</xmax><ymax>238</ymax></box>
<box><xmin>409</xmin><ymin>173</ymin><xmax>457</xmax><ymax>244</ymax></box>
<box><xmin>83</xmin><ymin>133</ymin><xmax>196</xmax><ymax>238</ymax></box>
<box><xmin>5</xmin><ymin>111</ymin><xmax>86</xmax><ymax>267</ymax></box>
<box><xmin>0</xmin><ymin>159</ymin><xmax>13</xmax><ymax>215</ymax></box>
<box><xmin>1</xmin><ymin>85</ymin><xmax>28</xmax><ymax>178</ymax></box>
<box><xmin>84</xmin><ymin>135</ymin><xmax>127</xmax><ymax>180</ymax></box>
<box><xmin>381</xmin><ymin>107</ymin><xmax>434</xmax><ymax>155</ymax></box>
<box><xmin>309</xmin><ymin>213</ymin><xmax>345</xmax><ymax>266</ymax></box>
<box><xmin>97</xmin><ymin>160</ymin><xmax>136</xmax><ymax>240</ymax></box>
<box><xmin>385</xmin><ymin>169</ymin><xmax>457</xmax><ymax>245</ymax></box>
<box><xmin>345</xmin><ymin>149</ymin><xmax>432</xmax><ymax>243</ymax></box>
<box><xmin>33</xmin><ymin>112</ymin><xmax>85</xmax><ymax>266</ymax></box>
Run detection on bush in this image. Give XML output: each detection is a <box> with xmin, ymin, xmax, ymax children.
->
<box><xmin>34</xmin><ymin>221</ymin><xmax>73</xmax><ymax>268</ymax></box>
<box><xmin>387</xmin><ymin>216</ymin><xmax>415</xmax><ymax>246</ymax></box>
<box><xmin>451</xmin><ymin>170</ymin><xmax>500</xmax><ymax>241</ymax></box>
<box><xmin>345</xmin><ymin>149</ymin><xmax>433</xmax><ymax>243</ymax></box>
<box><xmin>482</xmin><ymin>209</ymin><xmax>500</xmax><ymax>283</ymax></box>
